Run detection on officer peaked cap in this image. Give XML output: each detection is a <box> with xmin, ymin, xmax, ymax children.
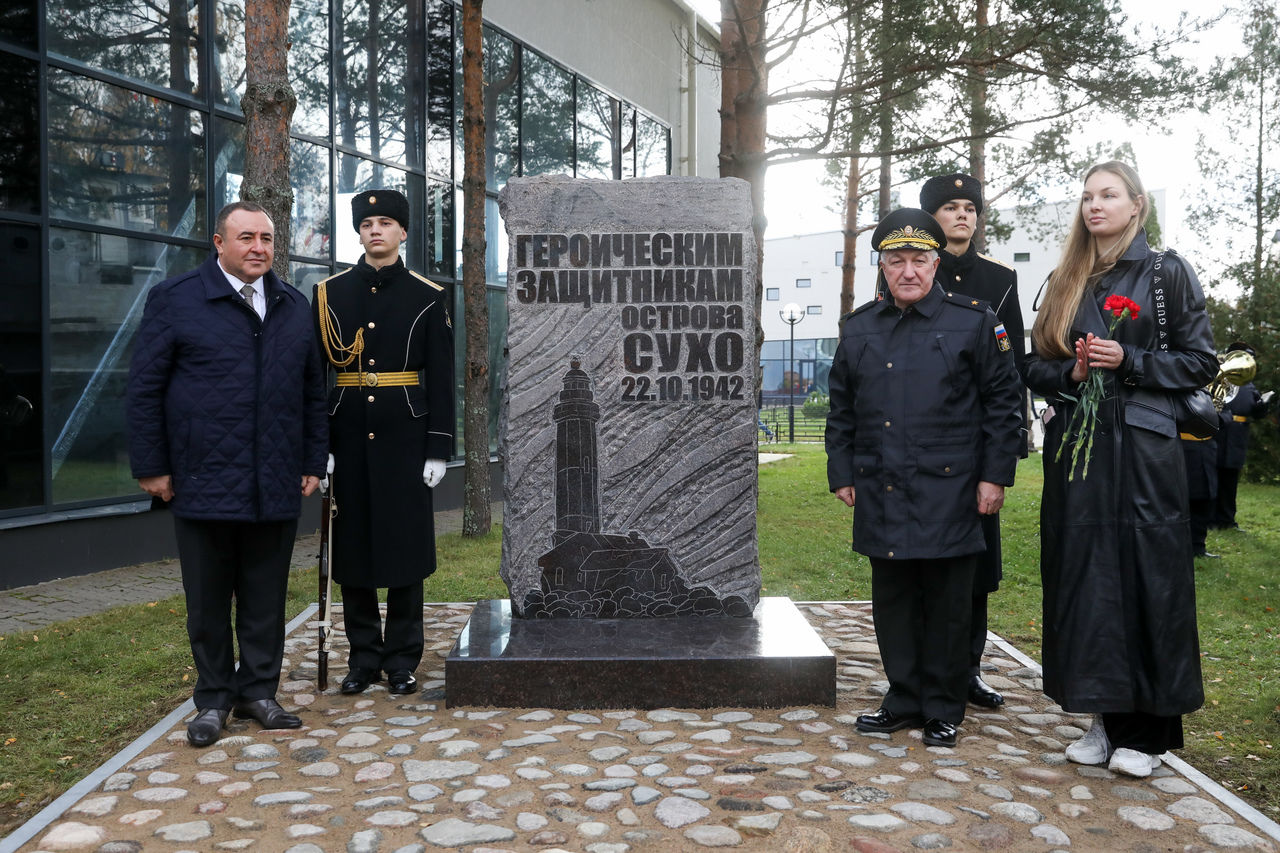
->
<box><xmin>920</xmin><ymin>173</ymin><xmax>984</xmax><ymax>217</ymax></box>
<box><xmin>872</xmin><ymin>208</ymin><xmax>947</xmax><ymax>253</ymax></box>
<box><xmin>352</xmin><ymin>189</ymin><xmax>410</xmax><ymax>231</ymax></box>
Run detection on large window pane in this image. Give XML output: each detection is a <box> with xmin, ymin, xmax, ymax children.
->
<box><xmin>0</xmin><ymin>0</ymin><xmax>37</xmax><ymax>49</ymax></box>
<box><xmin>47</xmin><ymin>0</ymin><xmax>199</xmax><ymax>95</ymax></box>
<box><xmin>424</xmin><ymin>178</ymin><xmax>452</xmax><ymax>278</ymax></box>
<box><xmin>425</xmin><ymin>0</ymin><xmax>453</xmax><ymax>180</ymax></box>
<box><xmin>483</xmin><ymin>28</ymin><xmax>518</xmax><ymax>190</ymax></box>
<box><xmin>0</xmin><ymin>222</ymin><xmax>43</xmax><ymax>512</ymax></box>
<box><xmin>449</xmin><ymin>284</ymin><xmax>503</xmax><ymax>455</ymax></box>
<box><xmin>575</xmin><ymin>83</ymin><xmax>616</xmax><ymax>180</ymax></box>
<box><xmin>214</xmin><ymin>0</ymin><xmax>247</xmax><ymax>109</ymax></box>
<box><xmin>291</xmin><ymin>139</ymin><xmax>331</xmax><ymax>259</ymax></box>
<box><xmin>619</xmin><ymin>104</ymin><xmax>636</xmax><ymax>179</ymax></box>
<box><xmin>335</xmin><ymin>0</ymin><xmax>411</xmax><ymax>166</ymax></box>
<box><xmin>521</xmin><ymin>52</ymin><xmax>573</xmax><ymax>178</ymax></box>
<box><xmin>485</xmin><ymin>195</ymin><xmax>506</xmax><ymax>286</ymax></box>
<box><xmin>636</xmin><ymin>114</ymin><xmax>670</xmax><ymax>177</ymax></box>
<box><xmin>49</xmin><ymin>230</ymin><xmax>203</xmax><ymax>504</ymax></box>
<box><xmin>335</xmin><ymin>154</ymin><xmax>407</xmax><ymax>264</ymax></box>
<box><xmin>213</xmin><ymin>118</ymin><xmax>245</xmax><ymax>209</ymax></box>
<box><xmin>292</xmin><ymin>260</ymin><xmax>332</xmax><ymax>296</ymax></box>
<box><xmin>0</xmin><ymin>52</ymin><xmax>40</xmax><ymax>214</ymax></box>
<box><xmin>49</xmin><ymin>70</ymin><xmax>207</xmax><ymax>240</ymax></box>
<box><xmin>290</xmin><ymin>0</ymin><xmax>331</xmax><ymax>138</ymax></box>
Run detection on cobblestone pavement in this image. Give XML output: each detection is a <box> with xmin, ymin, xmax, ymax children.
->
<box><xmin>8</xmin><ymin>602</ymin><xmax>1279</xmax><ymax>852</ymax></box>
<box><xmin>0</xmin><ymin>505</ymin><xmax>501</xmax><ymax>636</ymax></box>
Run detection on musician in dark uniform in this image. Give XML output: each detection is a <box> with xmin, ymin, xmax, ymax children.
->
<box><xmin>920</xmin><ymin>173</ymin><xmax>1026</xmax><ymax>709</ymax></box>
<box><xmin>314</xmin><ymin>190</ymin><xmax>455</xmax><ymax>695</ymax></box>
<box><xmin>1213</xmin><ymin>341</ymin><xmax>1273</xmax><ymax>530</ymax></box>
<box><xmin>1182</xmin><ymin>432</ymin><xmax>1219</xmax><ymax>558</ymax></box>
<box><xmin>826</xmin><ymin>208</ymin><xmax>1023</xmax><ymax>747</ymax></box>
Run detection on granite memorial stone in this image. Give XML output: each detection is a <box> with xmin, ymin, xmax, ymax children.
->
<box><xmin>498</xmin><ymin>175</ymin><xmax>760</xmax><ymax>619</ymax></box>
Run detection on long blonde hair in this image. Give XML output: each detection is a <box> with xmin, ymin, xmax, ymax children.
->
<box><xmin>1032</xmin><ymin>161</ymin><xmax>1148</xmax><ymax>359</ymax></box>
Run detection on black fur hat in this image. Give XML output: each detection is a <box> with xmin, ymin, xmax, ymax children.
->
<box><xmin>351</xmin><ymin>189</ymin><xmax>409</xmax><ymax>231</ymax></box>
<box><xmin>920</xmin><ymin>173</ymin><xmax>984</xmax><ymax>217</ymax></box>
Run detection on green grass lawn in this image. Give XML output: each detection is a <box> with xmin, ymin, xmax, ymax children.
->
<box><xmin>1</xmin><ymin>444</ymin><xmax>1277</xmax><ymax>835</ymax></box>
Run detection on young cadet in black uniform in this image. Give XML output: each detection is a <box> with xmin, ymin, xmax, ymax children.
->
<box><xmin>1214</xmin><ymin>341</ymin><xmax>1274</xmax><ymax>530</ymax></box>
<box><xmin>919</xmin><ymin>173</ymin><xmax>1026</xmax><ymax>709</ymax></box>
<box><xmin>314</xmin><ymin>190</ymin><xmax>455</xmax><ymax>695</ymax></box>
<box><xmin>826</xmin><ymin>208</ymin><xmax>1023</xmax><ymax>747</ymax></box>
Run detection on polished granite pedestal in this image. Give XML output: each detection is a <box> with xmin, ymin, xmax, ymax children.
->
<box><xmin>445</xmin><ymin>596</ymin><xmax>836</xmax><ymax>709</ymax></box>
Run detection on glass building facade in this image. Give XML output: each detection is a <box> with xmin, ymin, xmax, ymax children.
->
<box><xmin>0</xmin><ymin>0</ymin><xmax>671</xmax><ymax>522</ymax></box>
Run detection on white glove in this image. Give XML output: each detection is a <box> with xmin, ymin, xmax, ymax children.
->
<box><xmin>1262</xmin><ymin>390</ymin><xmax>1275</xmax><ymax>405</ymax></box>
<box><xmin>423</xmin><ymin>459</ymin><xmax>446</xmax><ymax>488</ymax></box>
<box><xmin>320</xmin><ymin>453</ymin><xmax>334</xmax><ymax>491</ymax></box>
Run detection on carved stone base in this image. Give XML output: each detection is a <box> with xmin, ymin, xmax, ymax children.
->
<box><xmin>444</xmin><ymin>597</ymin><xmax>836</xmax><ymax>709</ymax></box>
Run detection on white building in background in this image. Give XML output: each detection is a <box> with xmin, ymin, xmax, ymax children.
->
<box><xmin>759</xmin><ymin>189</ymin><xmax>1167</xmax><ymax>398</ymax></box>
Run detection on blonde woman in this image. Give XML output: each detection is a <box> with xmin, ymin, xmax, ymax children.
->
<box><xmin>1024</xmin><ymin>161</ymin><xmax>1216</xmax><ymax>778</ymax></box>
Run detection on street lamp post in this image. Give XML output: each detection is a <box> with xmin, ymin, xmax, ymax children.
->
<box><xmin>780</xmin><ymin>303</ymin><xmax>805</xmax><ymax>443</ymax></box>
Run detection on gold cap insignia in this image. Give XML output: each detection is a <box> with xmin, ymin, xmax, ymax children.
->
<box><xmin>954</xmin><ymin>179</ymin><xmax>964</xmax><ymax>187</ymax></box>
<box><xmin>971</xmin><ymin>300</ymin><xmax>979</xmax><ymax>305</ymax></box>
<box><xmin>369</xmin><ymin>195</ymin><xmax>377</xmax><ymax>204</ymax></box>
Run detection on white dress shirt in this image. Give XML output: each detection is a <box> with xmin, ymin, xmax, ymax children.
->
<box><xmin>219</xmin><ymin>263</ymin><xmax>266</xmax><ymax>320</ymax></box>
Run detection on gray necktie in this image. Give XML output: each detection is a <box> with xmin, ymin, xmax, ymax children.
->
<box><xmin>240</xmin><ymin>284</ymin><xmax>258</xmax><ymax>318</ymax></box>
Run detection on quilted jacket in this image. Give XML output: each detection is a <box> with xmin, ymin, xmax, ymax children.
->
<box><xmin>128</xmin><ymin>253</ymin><xmax>329</xmax><ymax>521</ymax></box>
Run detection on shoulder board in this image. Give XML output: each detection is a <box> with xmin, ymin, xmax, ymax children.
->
<box><xmin>408</xmin><ymin>270</ymin><xmax>445</xmax><ymax>291</ymax></box>
<box><xmin>943</xmin><ymin>291</ymin><xmax>991</xmax><ymax>312</ymax></box>
<box><xmin>849</xmin><ymin>301</ymin><xmax>879</xmax><ymax>317</ymax></box>
<box><xmin>976</xmin><ymin>252</ymin><xmax>1015</xmax><ymax>271</ymax></box>
<box><xmin>314</xmin><ymin>270</ymin><xmax>348</xmax><ymax>288</ymax></box>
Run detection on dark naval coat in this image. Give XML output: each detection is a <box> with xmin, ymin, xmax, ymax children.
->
<box><xmin>825</xmin><ymin>283</ymin><xmax>1023</xmax><ymax>560</ymax></box>
<box><xmin>1024</xmin><ymin>232</ymin><xmax>1216</xmax><ymax>716</ymax></box>
<box><xmin>935</xmin><ymin>243</ymin><xmax>1026</xmax><ymax>593</ymax></box>
<box><xmin>314</xmin><ymin>257</ymin><xmax>455</xmax><ymax>588</ymax></box>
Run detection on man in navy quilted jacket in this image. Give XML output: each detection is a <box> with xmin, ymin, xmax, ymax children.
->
<box><xmin>128</xmin><ymin>201</ymin><xmax>329</xmax><ymax>748</ymax></box>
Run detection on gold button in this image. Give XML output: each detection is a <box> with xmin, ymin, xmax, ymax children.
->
<box><xmin>371</xmin><ymin>286</ymin><xmax>377</xmax><ymax>293</ymax></box>
<box><xmin>955</xmin><ymin>275</ymin><xmax>961</xmax><ymax>281</ymax></box>
<box><xmin>884</xmin><ymin>420</ymin><xmax>891</xmax><ymax>428</ymax></box>
<box><xmin>367</xmin><ymin>322</ymin><xmax>375</xmax><ymax>329</ymax></box>
<box><xmin>368</xmin><ymin>432</ymin><xmax>375</xmax><ymax>439</ymax></box>
<box><xmin>886</xmin><ymin>485</ymin><xmax>893</xmax><ymax>492</ymax></box>
<box><xmin>888</xmin><ymin>551</ymin><xmax>895</xmax><ymax>558</ymax></box>
<box><xmin>367</xmin><ymin>358</ymin><xmax>376</xmax><ymax>366</ymax></box>
<box><xmin>367</xmin><ymin>395</ymin><xmax>375</xmax><ymax>402</ymax></box>
<box><xmin>944</xmin><ymin>466</ymin><xmax>951</xmax><ymax>473</ymax></box>
<box><xmin>886</xmin><ymin>362</ymin><xmax>893</xmax><ymax>368</ymax></box>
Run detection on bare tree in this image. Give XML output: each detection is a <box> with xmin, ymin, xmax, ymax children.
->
<box><xmin>461</xmin><ymin>0</ymin><xmax>491</xmax><ymax>536</ymax></box>
<box><xmin>241</xmin><ymin>0</ymin><xmax>296</xmax><ymax>278</ymax></box>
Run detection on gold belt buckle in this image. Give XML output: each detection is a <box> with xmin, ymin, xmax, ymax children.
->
<box><xmin>363</xmin><ymin>372</ymin><xmax>379</xmax><ymax>387</ymax></box>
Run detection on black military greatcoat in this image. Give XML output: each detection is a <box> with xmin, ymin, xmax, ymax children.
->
<box><xmin>314</xmin><ymin>257</ymin><xmax>455</xmax><ymax>588</ymax></box>
<box><xmin>935</xmin><ymin>244</ymin><xmax>1026</xmax><ymax>592</ymax></box>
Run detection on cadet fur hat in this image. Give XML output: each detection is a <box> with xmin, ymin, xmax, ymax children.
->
<box><xmin>1226</xmin><ymin>341</ymin><xmax>1256</xmax><ymax>356</ymax></box>
<box><xmin>351</xmin><ymin>189</ymin><xmax>410</xmax><ymax>231</ymax></box>
<box><xmin>919</xmin><ymin>173</ymin><xmax>984</xmax><ymax>217</ymax></box>
<box><xmin>872</xmin><ymin>208</ymin><xmax>947</xmax><ymax>253</ymax></box>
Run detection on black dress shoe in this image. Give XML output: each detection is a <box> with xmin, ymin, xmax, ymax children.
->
<box><xmin>968</xmin><ymin>674</ymin><xmax>1004</xmax><ymax>708</ymax></box>
<box><xmin>855</xmin><ymin>707</ymin><xmax>923</xmax><ymax>733</ymax></box>
<box><xmin>234</xmin><ymin>697</ymin><xmax>302</xmax><ymax>730</ymax></box>
<box><xmin>187</xmin><ymin>708</ymin><xmax>229</xmax><ymax>748</ymax></box>
<box><xmin>387</xmin><ymin>670</ymin><xmax>418</xmax><ymax>695</ymax></box>
<box><xmin>922</xmin><ymin>718</ymin><xmax>958</xmax><ymax>747</ymax></box>
<box><xmin>1193</xmin><ymin>549</ymin><xmax>1220</xmax><ymax>559</ymax></box>
<box><xmin>340</xmin><ymin>667</ymin><xmax>381</xmax><ymax>695</ymax></box>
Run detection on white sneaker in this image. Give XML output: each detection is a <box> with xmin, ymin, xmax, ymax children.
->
<box><xmin>1065</xmin><ymin>715</ymin><xmax>1111</xmax><ymax>765</ymax></box>
<box><xmin>1109</xmin><ymin>747</ymin><xmax>1157</xmax><ymax>778</ymax></box>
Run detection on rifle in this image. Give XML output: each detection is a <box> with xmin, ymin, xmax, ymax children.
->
<box><xmin>316</xmin><ymin>476</ymin><xmax>335</xmax><ymax>691</ymax></box>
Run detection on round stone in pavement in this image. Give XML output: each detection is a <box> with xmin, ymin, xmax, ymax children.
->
<box><xmin>685</xmin><ymin>825</ymin><xmax>743</xmax><ymax>846</ymax></box>
<box><xmin>418</xmin><ymin>817</ymin><xmax>515</xmax><ymax>847</ymax></box>
<box><xmin>1198</xmin><ymin>823</ymin><xmax>1278</xmax><ymax>849</ymax></box>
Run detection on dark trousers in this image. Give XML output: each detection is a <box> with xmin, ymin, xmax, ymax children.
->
<box><xmin>870</xmin><ymin>555</ymin><xmax>976</xmax><ymax>723</ymax></box>
<box><xmin>173</xmin><ymin>516</ymin><xmax>297</xmax><ymax>710</ymax></box>
<box><xmin>1103</xmin><ymin>712</ymin><xmax>1184</xmax><ymax>754</ymax></box>
<box><xmin>1189</xmin><ymin>498</ymin><xmax>1214</xmax><ymax>552</ymax></box>
<box><xmin>969</xmin><ymin>591</ymin><xmax>989</xmax><ymax>673</ymax></box>
<box><xmin>342</xmin><ymin>582</ymin><xmax>425</xmax><ymax>673</ymax></box>
<box><xmin>1214</xmin><ymin>467</ymin><xmax>1241</xmax><ymax>527</ymax></box>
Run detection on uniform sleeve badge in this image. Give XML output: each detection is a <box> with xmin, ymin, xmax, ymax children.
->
<box><xmin>994</xmin><ymin>323</ymin><xmax>1011</xmax><ymax>352</ymax></box>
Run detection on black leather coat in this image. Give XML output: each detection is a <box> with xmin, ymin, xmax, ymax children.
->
<box><xmin>1024</xmin><ymin>232</ymin><xmax>1216</xmax><ymax>715</ymax></box>
<box><xmin>314</xmin><ymin>257</ymin><xmax>455</xmax><ymax>587</ymax></box>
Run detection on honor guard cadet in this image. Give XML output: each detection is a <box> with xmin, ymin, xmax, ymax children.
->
<box><xmin>920</xmin><ymin>173</ymin><xmax>1027</xmax><ymax>709</ymax></box>
<box><xmin>825</xmin><ymin>208</ymin><xmax>1023</xmax><ymax>748</ymax></box>
<box><xmin>314</xmin><ymin>189</ymin><xmax>456</xmax><ymax>696</ymax></box>
<box><xmin>1213</xmin><ymin>341</ymin><xmax>1274</xmax><ymax>530</ymax></box>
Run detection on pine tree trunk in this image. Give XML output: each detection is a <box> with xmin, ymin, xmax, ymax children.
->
<box><xmin>461</xmin><ymin>0</ymin><xmax>491</xmax><ymax>536</ymax></box>
<box><xmin>968</xmin><ymin>0</ymin><xmax>989</xmax><ymax>252</ymax></box>
<box><xmin>840</xmin><ymin>157</ymin><xmax>860</xmax><ymax>316</ymax></box>
<box><xmin>241</xmin><ymin>0</ymin><xmax>296</xmax><ymax>280</ymax></box>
